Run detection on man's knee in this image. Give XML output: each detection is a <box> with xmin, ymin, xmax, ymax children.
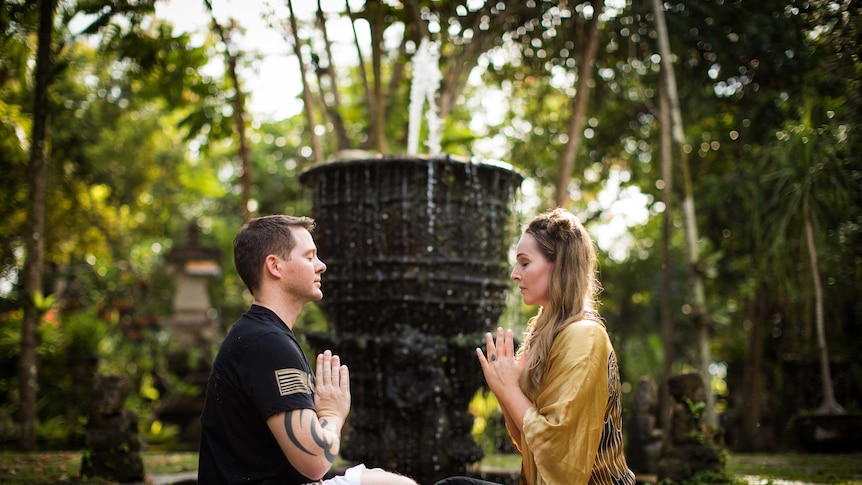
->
<box><xmin>359</xmin><ymin>469</ymin><xmax>417</xmax><ymax>485</ymax></box>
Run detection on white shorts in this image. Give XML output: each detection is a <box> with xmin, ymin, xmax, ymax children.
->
<box><xmin>310</xmin><ymin>464</ymin><xmax>377</xmax><ymax>485</ymax></box>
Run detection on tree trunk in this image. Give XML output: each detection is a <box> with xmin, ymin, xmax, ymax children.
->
<box><xmin>369</xmin><ymin>0</ymin><xmax>389</xmax><ymax>154</ymax></box>
<box><xmin>657</xmin><ymin>73</ymin><xmax>674</xmax><ymax>448</ymax></box>
<box><xmin>204</xmin><ymin>2</ymin><xmax>255</xmax><ymax>220</ymax></box>
<box><xmin>805</xmin><ymin>211</ymin><xmax>845</xmax><ymax>415</ymax></box>
<box><xmin>652</xmin><ymin>0</ymin><xmax>716</xmax><ymax>427</ymax></box>
<box><xmin>554</xmin><ymin>1</ymin><xmax>600</xmax><ymax>207</ymax></box>
<box><xmin>226</xmin><ymin>45</ymin><xmax>253</xmax><ymax>222</ymax></box>
<box><xmin>344</xmin><ymin>0</ymin><xmax>376</xmax><ymax>152</ymax></box>
<box><xmin>740</xmin><ymin>283</ymin><xmax>767</xmax><ymax>451</ymax></box>
<box><xmin>287</xmin><ymin>0</ymin><xmax>325</xmax><ymax>164</ymax></box>
<box><xmin>19</xmin><ymin>0</ymin><xmax>55</xmax><ymax>451</ymax></box>
<box><xmin>386</xmin><ymin>33</ymin><xmax>409</xmax><ymax>120</ymax></box>
<box><xmin>315</xmin><ymin>0</ymin><xmax>350</xmax><ymax>152</ymax></box>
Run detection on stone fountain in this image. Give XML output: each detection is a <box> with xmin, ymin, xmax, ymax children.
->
<box><xmin>300</xmin><ymin>154</ymin><xmax>522</xmax><ymax>484</ymax></box>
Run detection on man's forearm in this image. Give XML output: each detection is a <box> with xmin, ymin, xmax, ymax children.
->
<box><xmin>313</xmin><ymin>414</ymin><xmax>343</xmax><ymax>463</ymax></box>
<box><xmin>269</xmin><ymin>408</ymin><xmax>343</xmax><ymax>481</ymax></box>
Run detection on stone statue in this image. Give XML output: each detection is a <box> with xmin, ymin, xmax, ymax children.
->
<box><xmin>626</xmin><ymin>376</ymin><xmax>663</xmax><ymax>475</ymax></box>
<box><xmin>80</xmin><ymin>374</ymin><xmax>145</xmax><ymax>483</ymax></box>
<box><xmin>656</xmin><ymin>372</ymin><xmax>725</xmax><ymax>482</ymax></box>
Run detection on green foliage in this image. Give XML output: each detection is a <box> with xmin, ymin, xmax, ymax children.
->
<box><xmin>683</xmin><ymin>398</ymin><xmax>706</xmax><ymax>422</ymax></box>
<box><xmin>469</xmin><ymin>389</ymin><xmax>511</xmax><ymax>456</ymax></box>
<box><xmin>145</xmin><ymin>419</ymin><xmax>182</xmax><ymax>448</ymax></box>
<box><xmin>36</xmin><ymin>416</ymin><xmax>72</xmax><ymax>447</ymax></box>
<box><xmin>0</xmin><ymin>309</ymin><xmax>102</xmax><ymax>446</ymax></box>
<box><xmin>62</xmin><ymin>311</ymin><xmax>109</xmax><ymax>357</ymax></box>
<box><xmin>1</xmin><ymin>0</ymin><xmax>861</xmax><ymax>456</ymax></box>
<box><xmin>753</xmin><ymin>96</ymin><xmax>861</xmax><ymax>364</ymax></box>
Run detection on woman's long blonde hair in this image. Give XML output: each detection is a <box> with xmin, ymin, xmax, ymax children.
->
<box><xmin>517</xmin><ymin>208</ymin><xmax>602</xmax><ymax>394</ymax></box>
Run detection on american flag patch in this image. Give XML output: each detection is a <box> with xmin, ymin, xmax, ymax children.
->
<box><xmin>274</xmin><ymin>368</ymin><xmax>313</xmax><ymax>397</ymax></box>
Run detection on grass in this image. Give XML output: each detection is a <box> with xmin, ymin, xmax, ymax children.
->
<box><xmin>0</xmin><ymin>451</ymin><xmax>197</xmax><ymax>484</ymax></box>
<box><xmin>0</xmin><ymin>450</ymin><xmax>860</xmax><ymax>484</ymax></box>
<box><xmin>726</xmin><ymin>452</ymin><xmax>862</xmax><ymax>485</ymax></box>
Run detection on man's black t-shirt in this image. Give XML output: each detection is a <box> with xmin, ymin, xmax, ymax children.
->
<box><xmin>198</xmin><ymin>305</ymin><xmax>316</xmax><ymax>484</ymax></box>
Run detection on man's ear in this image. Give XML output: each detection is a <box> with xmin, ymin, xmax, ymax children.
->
<box><xmin>264</xmin><ymin>254</ymin><xmax>281</xmax><ymax>278</ymax></box>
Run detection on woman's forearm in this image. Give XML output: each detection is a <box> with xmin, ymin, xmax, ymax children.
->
<box><xmin>497</xmin><ymin>399</ymin><xmax>522</xmax><ymax>448</ymax></box>
<box><xmin>495</xmin><ymin>386</ymin><xmax>533</xmax><ymax>448</ymax></box>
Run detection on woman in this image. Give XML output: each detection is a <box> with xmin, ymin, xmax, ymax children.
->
<box><xmin>437</xmin><ymin>208</ymin><xmax>636</xmax><ymax>485</ymax></box>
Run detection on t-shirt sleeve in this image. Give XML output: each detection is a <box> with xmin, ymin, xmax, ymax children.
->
<box><xmin>241</xmin><ymin>332</ymin><xmax>316</xmax><ymax>419</ymax></box>
<box><xmin>522</xmin><ymin>321</ymin><xmax>612</xmax><ymax>485</ymax></box>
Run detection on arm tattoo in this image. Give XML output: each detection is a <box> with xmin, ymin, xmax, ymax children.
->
<box><xmin>310</xmin><ymin>418</ymin><xmax>338</xmax><ymax>464</ymax></box>
<box><xmin>283</xmin><ymin>410</ymin><xmax>338</xmax><ymax>463</ymax></box>
<box><xmin>284</xmin><ymin>410</ymin><xmax>314</xmax><ymax>456</ymax></box>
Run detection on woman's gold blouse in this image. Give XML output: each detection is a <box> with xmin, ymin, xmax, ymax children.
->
<box><xmin>516</xmin><ymin>320</ymin><xmax>636</xmax><ymax>485</ymax></box>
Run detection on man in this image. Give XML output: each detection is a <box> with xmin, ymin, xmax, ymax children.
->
<box><xmin>198</xmin><ymin>215</ymin><xmax>416</xmax><ymax>485</ymax></box>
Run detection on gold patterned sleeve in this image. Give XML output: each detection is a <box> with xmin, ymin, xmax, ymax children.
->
<box><xmin>520</xmin><ymin>320</ymin><xmax>611</xmax><ymax>485</ymax></box>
